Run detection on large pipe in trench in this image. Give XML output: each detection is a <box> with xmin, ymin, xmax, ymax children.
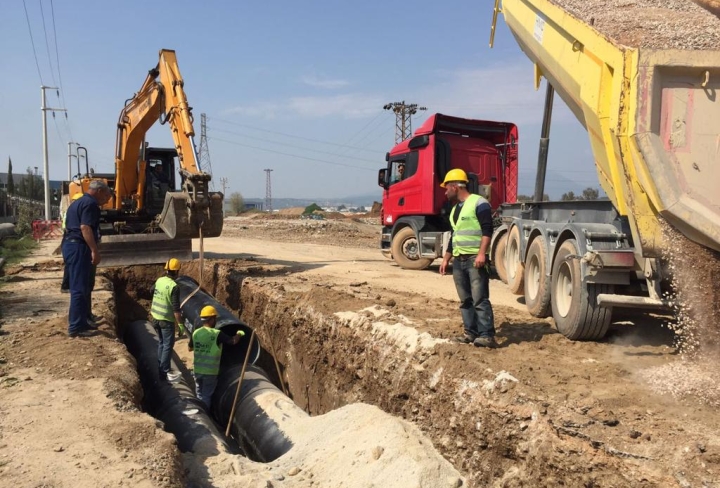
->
<box><xmin>175</xmin><ymin>275</ymin><xmax>308</xmax><ymax>461</ymax></box>
<box><xmin>124</xmin><ymin>320</ymin><xmax>232</xmax><ymax>455</ymax></box>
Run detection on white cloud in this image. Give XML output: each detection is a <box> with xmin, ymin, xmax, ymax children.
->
<box><xmin>224</xmin><ymin>93</ymin><xmax>384</xmax><ymax>120</ymax></box>
<box><xmin>414</xmin><ymin>63</ymin><xmax>576</xmax><ymax>126</ymax></box>
<box><xmin>301</xmin><ymin>74</ymin><xmax>350</xmax><ymax>89</ymax></box>
<box><xmin>223</xmin><ymin>61</ymin><xmax>578</xmax><ymax>125</ymax></box>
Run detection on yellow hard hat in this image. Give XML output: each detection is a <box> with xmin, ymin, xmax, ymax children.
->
<box><xmin>164</xmin><ymin>258</ymin><xmax>181</xmax><ymax>271</ymax></box>
<box><xmin>440</xmin><ymin>168</ymin><xmax>469</xmax><ymax>188</ymax></box>
<box><xmin>71</xmin><ymin>193</ymin><xmax>82</xmax><ymax>201</ymax></box>
<box><xmin>200</xmin><ymin>305</ymin><xmax>218</xmax><ymax>319</ymax></box>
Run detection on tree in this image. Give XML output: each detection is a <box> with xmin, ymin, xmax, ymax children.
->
<box><xmin>337</xmin><ymin>204</ymin><xmax>347</xmax><ymax>211</ymax></box>
<box><xmin>6</xmin><ymin>157</ymin><xmax>14</xmax><ymax>195</ymax></box>
<box><xmin>561</xmin><ymin>191</ymin><xmax>576</xmax><ymax>201</ymax></box>
<box><xmin>581</xmin><ymin>187</ymin><xmax>600</xmax><ymax>200</ymax></box>
<box><xmin>16</xmin><ymin>167</ymin><xmax>43</xmax><ymax>201</ymax></box>
<box><xmin>517</xmin><ymin>194</ymin><xmax>549</xmax><ymax>202</ymax></box>
<box><xmin>228</xmin><ymin>192</ymin><xmax>244</xmax><ymax>215</ymax></box>
<box><xmin>303</xmin><ymin>203</ymin><xmax>322</xmax><ymax>214</ymax></box>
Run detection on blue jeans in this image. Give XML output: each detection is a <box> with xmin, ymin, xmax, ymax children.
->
<box><xmin>153</xmin><ymin>319</ymin><xmax>175</xmax><ymax>376</ymax></box>
<box><xmin>452</xmin><ymin>256</ymin><xmax>495</xmax><ymax>338</ymax></box>
<box><xmin>61</xmin><ymin>240</ymin><xmax>92</xmax><ymax>334</ymax></box>
<box><xmin>194</xmin><ymin>373</ymin><xmax>218</xmax><ymax>409</ymax></box>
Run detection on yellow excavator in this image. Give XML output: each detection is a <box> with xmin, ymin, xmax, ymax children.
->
<box><xmin>486</xmin><ymin>0</ymin><xmax>720</xmax><ymax>339</ymax></box>
<box><xmin>61</xmin><ymin>49</ymin><xmax>223</xmax><ymax>267</ymax></box>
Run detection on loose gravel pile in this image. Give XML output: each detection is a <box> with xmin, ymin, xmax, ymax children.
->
<box><xmin>550</xmin><ymin>0</ymin><xmax>720</xmax><ymax>49</ymax></box>
<box><xmin>650</xmin><ymin>221</ymin><xmax>720</xmax><ymax>405</ymax></box>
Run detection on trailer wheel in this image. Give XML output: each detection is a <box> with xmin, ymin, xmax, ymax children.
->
<box><xmin>524</xmin><ymin>235</ymin><xmax>551</xmax><ymax>317</ymax></box>
<box><xmin>492</xmin><ymin>232</ymin><xmax>509</xmax><ymax>284</ymax></box>
<box><xmin>506</xmin><ymin>226</ymin><xmax>525</xmax><ymax>295</ymax></box>
<box><xmin>391</xmin><ymin>227</ymin><xmax>433</xmax><ymax>270</ymax></box>
<box><xmin>550</xmin><ymin>239</ymin><xmax>613</xmax><ymax>340</ymax></box>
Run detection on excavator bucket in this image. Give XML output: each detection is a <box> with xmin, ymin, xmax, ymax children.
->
<box><xmin>157</xmin><ymin>191</ymin><xmax>224</xmax><ymax>240</ymax></box>
<box><xmin>97</xmin><ymin>234</ymin><xmax>192</xmax><ymax>268</ymax></box>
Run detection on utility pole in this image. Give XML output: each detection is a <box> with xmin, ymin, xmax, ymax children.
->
<box><xmin>264</xmin><ymin>168</ymin><xmax>273</xmax><ymax>213</ymax></box>
<box><xmin>383</xmin><ymin>101</ymin><xmax>427</xmax><ymax>143</ymax></box>
<box><xmin>198</xmin><ymin>113</ymin><xmax>215</xmax><ymax>190</ymax></box>
<box><xmin>219</xmin><ymin>177</ymin><xmax>228</xmax><ymax>195</ymax></box>
<box><xmin>67</xmin><ymin>141</ymin><xmax>79</xmax><ymax>180</ymax></box>
<box><xmin>41</xmin><ymin>86</ymin><xmax>66</xmax><ymax>220</ymax></box>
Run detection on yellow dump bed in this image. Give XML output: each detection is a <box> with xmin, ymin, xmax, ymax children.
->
<box><xmin>500</xmin><ymin>0</ymin><xmax>720</xmax><ymax>256</ymax></box>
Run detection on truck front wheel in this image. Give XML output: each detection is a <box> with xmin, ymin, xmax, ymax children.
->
<box><xmin>550</xmin><ymin>239</ymin><xmax>613</xmax><ymax>340</ymax></box>
<box><xmin>391</xmin><ymin>227</ymin><xmax>433</xmax><ymax>270</ymax></box>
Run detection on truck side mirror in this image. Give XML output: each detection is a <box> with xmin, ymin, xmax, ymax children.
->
<box><xmin>378</xmin><ymin>169</ymin><xmax>388</xmax><ymax>189</ymax></box>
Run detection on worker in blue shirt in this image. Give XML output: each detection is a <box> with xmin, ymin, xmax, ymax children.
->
<box><xmin>61</xmin><ymin>180</ymin><xmax>113</xmax><ymax>338</ymax></box>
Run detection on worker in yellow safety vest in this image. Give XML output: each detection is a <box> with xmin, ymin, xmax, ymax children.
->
<box><xmin>188</xmin><ymin>305</ymin><xmax>241</xmax><ymax>409</ymax></box>
<box><xmin>151</xmin><ymin>258</ymin><xmax>184</xmax><ymax>382</ymax></box>
<box><xmin>439</xmin><ymin>169</ymin><xmax>498</xmax><ymax>349</ymax></box>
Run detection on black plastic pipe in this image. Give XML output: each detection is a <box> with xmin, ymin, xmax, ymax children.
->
<box><xmin>123</xmin><ymin>320</ymin><xmax>233</xmax><ymax>455</ymax></box>
<box><xmin>175</xmin><ymin>275</ymin><xmax>260</xmax><ymax>368</ymax></box>
<box><xmin>175</xmin><ymin>276</ymin><xmax>307</xmax><ymax>461</ymax></box>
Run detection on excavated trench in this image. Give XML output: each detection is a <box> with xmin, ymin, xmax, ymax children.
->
<box><xmin>107</xmin><ymin>259</ymin><xmax>652</xmax><ymax>488</ymax></box>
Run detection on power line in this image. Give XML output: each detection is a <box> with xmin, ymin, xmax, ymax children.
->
<box><xmin>206</xmin><ymin>126</ymin><xmax>380</xmax><ymax>166</ymax></box>
<box><xmin>49</xmin><ymin>0</ymin><xmax>74</xmax><ymax>142</ymax></box>
<box><xmin>22</xmin><ymin>0</ymin><xmax>44</xmax><ymax>84</ymax></box>
<box><xmin>334</xmin><ymin>110</ymin><xmax>385</xmax><ymax>152</ymax></box>
<box><xmin>207</xmin><ymin>116</ymin><xmax>384</xmax><ymax>154</ymax></box>
<box><xmin>208</xmin><ymin>136</ymin><xmax>377</xmax><ymax>171</ymax></box>
<box><xmin>38</xmin><ymin>0</ymin><xmax>58</xmax><ymax>87</ymax></box>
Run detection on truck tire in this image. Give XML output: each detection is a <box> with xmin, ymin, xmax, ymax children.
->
<box><xmin>524</xmin><ymin>235</ymin><xmax>551</xmax><ymax>317</ymax></box>
<box><xmin>506</xmin><ymin>226</ymin><xmax>525</xmax><ymax>295</ymax></box>
<box><xmin>492</xmin><ymin>232</ymin><xmax>509</xmax><ymax>284</ymax></box>
<box><xmin>391</xmin><ymin>227</ymin><xmax>433</xmax><ymax>270</ymax></box>
<box><xmin>550</xmin><ymin>239</ymin><xmax>613</xmax><ymax>340</ymax></box>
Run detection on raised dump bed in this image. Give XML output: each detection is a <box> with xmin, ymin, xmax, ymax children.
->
<box><xmin>501</xmin><ymin>0</ymin><xmax>720</xmax><ymax>256</ymax></box>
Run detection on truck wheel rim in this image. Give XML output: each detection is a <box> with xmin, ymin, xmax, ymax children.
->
<box><xmin>508</xmin><ymin>239</ymin><xmax>519</xmax><ymax>280</ymax></box>
<box><xmin>527</xmin><ymin>254</ymin><xmax>540</xmax><ymax>300</ymax></box>
<box><xmin>555</xmin><ymin>261</ymin><xmax>573</xmax><ymax>317</ymax></box>
<box><xmin>402</xmin><ymin>238</ymin><xmax>420</xmax><ymax>260</ymax></box>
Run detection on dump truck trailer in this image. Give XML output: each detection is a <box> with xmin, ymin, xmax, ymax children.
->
<box><xmin>488</xmin><ymin>0</ymin><xmax>720</xmax><ymax>339</ymax></box>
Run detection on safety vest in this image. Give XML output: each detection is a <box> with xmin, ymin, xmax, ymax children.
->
<box><xmin>450</xmin><ymin>194</ymin><xmax>486</xmax><ymax>256</ymax></box>
<box><xmin>61</xmin><ymin>211</ymin><xmax>67</xmax><ymax>230</ymax></box>
<box><xmin>192</xmin><ymin>327</ymin><xmax>223</xmax><ymax>376</ymax></box>
<box><xmin>150</xmin><ymin>276</ymin><xmax>177</xmax><ymax>322</ymax></box>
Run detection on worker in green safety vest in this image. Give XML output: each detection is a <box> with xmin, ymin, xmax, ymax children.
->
<box><xmin>439</xmin><ymin>169</ymin><xmax>498</xmax><ymax>349</ymax></box>
<box><xmin>188</xmin><ymin>305</ymin><xmax>241</xmax><ymax>409</ymax></box>
<box><xmin>151</xmin><ymin>258</ymin><xmax>184</xmax><ymax>382</ymax></box>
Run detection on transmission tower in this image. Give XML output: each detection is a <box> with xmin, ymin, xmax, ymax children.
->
<box><xmin>264</xmin><ymin>168</ymin><xmax>273</xmax><ymax>212</ymax></box>
<box><xmin>383</xmin><ymin>101</ymin><xmax>427</xmax><ymax>143</ymax></box>
<box><xmin>198</xmin><ymin>113</ymin><xmax>215</xmax><ymax>189</ymax></box>
<box><xmin>219</xmin><ymin>177</ymin><xmax>229</xmax><ymax>195</ymax></box>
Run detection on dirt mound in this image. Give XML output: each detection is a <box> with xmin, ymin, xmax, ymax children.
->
<box><xmin>278</xmin><ymin>207</ymin><xmax>306</xmax><ymax>216</ymax></box>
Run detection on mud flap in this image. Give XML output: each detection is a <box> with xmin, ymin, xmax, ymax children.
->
<box><xmin>157</xmin><ymin>191</ymin><xmax>224</xmax><ymax>240</ymax></box>
<box><xmin>97</xmin><ymin>234</ymin><xmax>192</xmax><ymax>268</ymax></box>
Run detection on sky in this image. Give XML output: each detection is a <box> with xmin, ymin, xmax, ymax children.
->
<box><xmin>0</xmin><ymin>0</ymin><xmax>599</xmax><ymax>201</ymax></box>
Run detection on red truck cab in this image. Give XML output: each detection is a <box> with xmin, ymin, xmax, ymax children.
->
<box><xmin>378</xmin><ymin>114</ymin><xmax>518</xmax><ymax>269</ymax></box>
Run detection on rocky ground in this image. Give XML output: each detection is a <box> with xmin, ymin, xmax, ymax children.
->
<box><xmin>1</xmin><ymin>214</ymin><xmax>719</xmax><ymax>487</ymax></box>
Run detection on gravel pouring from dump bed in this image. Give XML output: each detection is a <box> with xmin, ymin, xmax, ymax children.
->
<box><xmin>549</xmin><ymin>0</ymin><xmax>720</xmax><ymax>50</ymax></box>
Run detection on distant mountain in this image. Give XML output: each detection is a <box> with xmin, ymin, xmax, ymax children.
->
<box><xmin>244</xmin><ymin>192</ymin><xmax>382</xmax><ymax>210</ymax></box>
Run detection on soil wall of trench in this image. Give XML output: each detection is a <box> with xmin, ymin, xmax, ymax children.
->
<box><xmin>110</xmin><ymin>260</ymin><xmax>660</xmax><ymax>488</ymax></box>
